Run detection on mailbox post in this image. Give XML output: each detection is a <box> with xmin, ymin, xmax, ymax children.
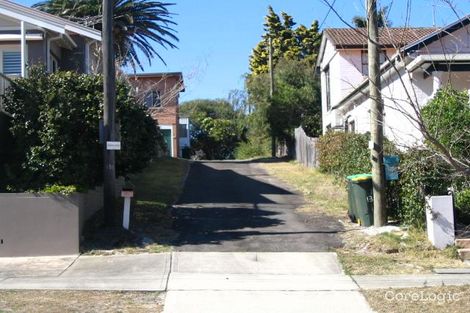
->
<box><xmin>121</xmin><ymin>188</ymin><xmax>134</xmax><ymax>230</ymax></box>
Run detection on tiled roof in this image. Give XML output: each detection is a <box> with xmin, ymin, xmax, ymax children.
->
<box><xmin>324</xmin><ymin>27</ymin><xmax>437</xmax><ymax>48</ymax></box>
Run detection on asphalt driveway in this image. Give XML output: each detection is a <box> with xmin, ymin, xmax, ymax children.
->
<box><xmin>172</xmin><ymin>160</ymin><xmax>342</xmax><ymax>251</ymax></box>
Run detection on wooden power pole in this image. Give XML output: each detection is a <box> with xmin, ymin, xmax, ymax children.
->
<box><xmin>102</xmin><ymin>0</ymin><xmax>117</xmax><ymax>226</ymax></box>
<box><xmin>268</xmin><ymin>36</ymin><xmax>276</xmax><ymax>157</ymax></box>
<box><xmin>367</xmin><ymin>0</ymin><xmax>386</xmax><ymax>226</ymax></box>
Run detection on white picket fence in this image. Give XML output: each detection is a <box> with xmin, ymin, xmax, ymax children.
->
<box><xmin>294</xmin><ymin>127</ymin><xmax>319</xmax><ymax>168</ymax></box>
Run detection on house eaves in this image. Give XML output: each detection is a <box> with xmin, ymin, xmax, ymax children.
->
<box><xmin>331</xmin><ymin>16</ymin><xmax>470</xmax><ymax>111</ymax></box>
<box><xmin>0</xmin><ymin>1</ymin><xmax>101</xmax><ymax>41</ymax></box>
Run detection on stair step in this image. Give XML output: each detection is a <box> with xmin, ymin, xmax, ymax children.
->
<box><xmin>455</xmin><ymin>239</ymin><xmax>470</xmax><ymax>249</ymax></box>
<box><xmin>457</xmin><ymin>248</ymin><xmax>470</xmax><ymax>260</ymax></box>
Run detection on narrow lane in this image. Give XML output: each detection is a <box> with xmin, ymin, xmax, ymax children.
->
<box><xmin>173</xmin><ymin>161</ymin><xmax>342</xmax><ymax>251</ymax></box>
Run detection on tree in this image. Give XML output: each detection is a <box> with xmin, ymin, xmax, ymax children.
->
<box><xmin>352</xmin><ymin>6</ymin><xmax>391</xmax><ymax>28</ymax></box>
<box><xmin>180</xmin><ymin>99</ymin><xmax>244</xmax><ymax>159</ymax></box>
<box><xmin>34</xmin><ymin>0</ymin><xmax>178</xmax><ymax>69</ymax></box>
<box><xmin>421</xmin><ymin>87</ymin><xmax>470</xmax><ymax>176</ymax></box>
<box><xmin>246</xmin><ymin>58</ymin><xmax>322</xmax><ymax>155</ymax></box>
<box><xmin>249</xmin><ymin>6</ymin><xmax>321</xmax><ymax>75</ymax></box>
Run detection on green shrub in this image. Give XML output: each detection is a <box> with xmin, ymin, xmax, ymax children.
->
<box><xmin>42</xmin><ymin>184</ymin><xmax>78</xmax><ymax>195</ymax></box>
<box><xmin>235</xmin><ymin>137</ymin><xmax>271</xmax><ymax>160</ymax></box>
<box><xmin>422</xmin><ymin>87</ymin><xmax>470</xmax><ymax>166</ymax></box>
<box><xmin>2</xmin><ymin>67</ymin><xmax>163</xmax><ymax>191</ymax></box>
<box><xmin>396</xmin><ymin>149</ymin><xmax>452</xmax><ymax>228</ymax></box>
<box><xmin>456</xmin><ymin>189</ymin><xmax>470</xmax><ymax>224</ymax></box>
<box><xmin>317</xmin><ymin>131</ymin><xmax>371</xmax><ymax>178</ymax></box>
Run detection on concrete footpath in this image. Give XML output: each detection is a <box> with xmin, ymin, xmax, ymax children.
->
<box><xmin>1</xmin><ymin>252</ymin><xmax>470</xmax><ymax>313</ymax></box>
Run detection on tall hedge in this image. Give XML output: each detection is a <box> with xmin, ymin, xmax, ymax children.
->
<box><xmin>317</xmin><ymin>131</ymin><xmax>371</xmax><ymax>178</ymax></box>
<box><xmin>1</xmin><ymin>68</ymin><xmax>163</xmax><ymax>191</ymax></box>
<box><xmin>317</xmin><ymin>131</ymin><xmax>469</xmax><ymax>228</ymax></box>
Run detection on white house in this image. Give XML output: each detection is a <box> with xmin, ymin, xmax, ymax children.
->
<box><xmin>318</xmin><ymin>16</ymin><xmax>470</xmax><ymax>147</ymax></box>
<box><xmin>0</xmin><ymin>0</ymin><xmax>101</xmax><ymax>109</ymax></box>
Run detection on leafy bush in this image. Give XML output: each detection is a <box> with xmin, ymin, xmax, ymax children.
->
<box><xmin>191</xmin><ymin>117</ymin><xmax>241</xmax><ymax>160</ymax></box>
<box><xmin>396</xmin><ymin>149</ymin><xmax>452</xmax><ymax>228</ymax></box>
<box><xmin>2</xmin><ymin>67</ymin><xmax>163</xmax><ymax>191</ymax></box>
<box><xmin>235</xmin><ymin>137</ymin><xmax>271</xmax><ymax>160</ymax></box>
<box><xmin>422</xmin><ymin>87</ymin><xmax>470</xmax><ymax>166</ymax></box>
<box><xmin>42</xmin><ymin>184</ymin><xmax>78</xmax><ymax>195</ymax></box>
<box><xmin>317</xmin><ymin>131</ymin><xmax>370</xmax><ymax>178</ymax></box>
<box><xmin>456</xmin><ymin>189</ymin><xmax>470</xmax><ymax>224</ymax></box>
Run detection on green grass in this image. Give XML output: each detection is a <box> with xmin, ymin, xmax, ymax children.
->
<box><xmin>130</xmin><ymin>158</ymin><xmax>189</xmax><ymax>206</ymax></box>
<box><xmin>338</xmin><ymin>228</ymin><xmax>464</xmax><ymax>275</ymax></box>
<box><xmin>81</xmin><ymin>158</ymin><xmax>189</xmax><ymax>255</ymax></box>
<box><xmin>260</xmin><ymin>161</ymin><xmax>348</xmax><ymax>218</ymax></box>
<box><xmin>261</xmin><ymin>161</ymin><xmax>466</xmax><ymax>275</ymax></box>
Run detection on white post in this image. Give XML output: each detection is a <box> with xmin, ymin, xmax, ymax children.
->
<box><xmin>20</xmin><ymin>21</ymin><xmax>27</xmax><ymax>78</ymax></box>
<box><xmin>426</xmin><ymin>195</ymin><xmax>454</xmax><ymax>249</ymax></box>
<box><xmin>123</xmin><ymin>197</ymin><xmax>131</xmax><ymax>230</ymax></box>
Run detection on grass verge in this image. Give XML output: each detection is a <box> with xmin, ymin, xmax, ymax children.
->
<box><xmin>0</xmin><ymin>290</ymin><xmax>164</xmax><ymax>313</ymax></box>
<box><xmin>363</xmin><ymin>286</ymin><xmax>470</xmax><ymax>313</ymax></box>
<box><xmin>260</xmin><ymin>161</ymin><xmax>466</xmax><ymax>274</ymax></box>
<box><xmin>81</xmin><ymin>158</ymin><xmax>189</xmax><ymax>255</ymax></box>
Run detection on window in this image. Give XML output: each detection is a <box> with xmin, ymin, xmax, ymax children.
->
<box><xmin>179</xmin><ymin>124</ymin><xmax>188</xmax><ymax>138</ymax></box>
<box><xmin>361</xmin><ymin>50</ymin><xmax>386</xmax><ymax>76</ymax></box>
<box><xmin>325</xmin><ymin>66</ymin><xmax>331</xmax><ymax>111</ymax></box>
<box><xmin>144</xmin><ymin>90</ymin><xmax>161</xmax><ymax>108</ymax></box>
<box><xmin>50</xmin><ymin>55</ymin><xmax>59</xmax><ymax>73</ymax></box>
<box><xmin>3</xmin><ymin>52</ymin><xmax>21</xmax><ymax>75</ymax></box>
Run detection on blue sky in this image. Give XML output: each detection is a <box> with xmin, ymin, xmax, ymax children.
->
<box><xmin>17</xmin><ymin>0</ymin><xmax>470</xmax><ymax>102</ymax></box>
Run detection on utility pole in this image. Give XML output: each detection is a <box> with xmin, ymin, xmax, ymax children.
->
<box><xmin>268</xmin><ymin>36</ymin><xmax>276</xmax><ymax>157</ymax></box>
<box><xmin>367</xmin><ymin>0</ymin><xmax>386</xmax><ymax>226</ymax></box>
<box><xmin>102</xmin><ymin>0</ymin><xmax>117</xmax><ymax>226</ymax></box>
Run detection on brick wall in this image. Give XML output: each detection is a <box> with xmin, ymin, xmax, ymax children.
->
<box><xmin>128</xmin><ymin>74</ymin><xmax>184</xmax><ymax>157</ymax></box>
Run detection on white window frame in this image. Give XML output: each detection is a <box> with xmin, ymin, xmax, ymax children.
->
<box><xmin>0</xmin><ymin>44</ymin><xmax>22</xmax><ymax>78</ymax></box>
<box><xmin>160</xmin><ymin>125</ymin><xmax>174</xmax><ymax>157</ymax></box>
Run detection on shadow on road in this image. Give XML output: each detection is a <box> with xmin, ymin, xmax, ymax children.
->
<box><xmin>171</xmin><ymin>161</ymin><xmax>343</xmax><ymax>251</ymax></box>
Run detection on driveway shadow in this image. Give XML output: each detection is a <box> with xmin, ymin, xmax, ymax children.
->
<box><xmin>171</xmin><ymin>161</ymin><xmax>343</xmax><ymax>251</ymax></box>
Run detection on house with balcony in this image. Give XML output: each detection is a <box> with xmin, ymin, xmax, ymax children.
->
<box><xmin>128</xmin><ymin>72</ymin><xmax>187</xmax><ymax>157</ymax></box>
<box><xmin>0</xmin><ymin>1</ymin><xmax>101</xmax><ymax>113</ymax></box>
<box><xmin>318</xmin><ymin>16</ymin><xmax>470</xmax><ymax>147</ymax></box>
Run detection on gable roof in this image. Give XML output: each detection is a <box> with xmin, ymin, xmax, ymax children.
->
<box><xmin>324</xmin><ymin>27</ymin><xmax>436</xmax><ymax>49</ymax></box>
<box><xmin>331</xmin><ymin>15</ymin><xmax>470</xmax><ymax>110</ymax></box>
<box><xmin>0</xmin><ymin>1</ymin><xmax>101</xmax><ymax>41</ymax></box>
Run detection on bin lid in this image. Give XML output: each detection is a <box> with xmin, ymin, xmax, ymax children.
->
<box><xmin>347</xmin><ymin>173</ymin><xmax>372</xmax><ymax>182</ymax></box>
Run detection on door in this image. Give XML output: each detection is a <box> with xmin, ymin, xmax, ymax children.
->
<box><xmin>162</xmin><ymin>129</ymin><xmax>172</xmax><ymax>156</ymax></box>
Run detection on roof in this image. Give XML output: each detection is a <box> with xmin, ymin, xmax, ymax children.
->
<box><xmin>129</xmin><ymin>72</ymin><xmax>184</xmax><ymax>79</ymax></box>
<box><xmin>330</xmin><ymin>15</ymin><xmax>470</xmax><ymax>110</ymax></box>
<box><xmin>324</xmin><ymin>27</ymin><xmax>436</xmax><ymax>48</ymax></box>
<box><xmin>128</xmin><ymin>72</ymin><xmax>185</xmax><ymax>92</ymax></box>
<box><xmin>0</xmin><ymin>1</ymin><xmax>101</xmax><ymax>41</ymax></box>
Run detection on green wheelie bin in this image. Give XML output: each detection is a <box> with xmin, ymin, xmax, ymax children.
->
<box><xmin>346</xmin><ymin>174</ymin><xmax>374</xmax><ymax>227</ymax></box>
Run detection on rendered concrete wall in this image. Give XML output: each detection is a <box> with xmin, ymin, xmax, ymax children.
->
<box><xmin>0</xmin><ymin>189</ymin><xmax>104</xmax><ymax>257</ymax></box>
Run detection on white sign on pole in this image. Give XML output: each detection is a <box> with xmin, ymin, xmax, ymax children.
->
<box><xmin>106</xmin><ymin>141</ymin><xmax>121</xmax><ymax>150</ymax></box>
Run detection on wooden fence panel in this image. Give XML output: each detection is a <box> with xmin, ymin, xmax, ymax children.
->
<box><xmin>295</xmin><ymin>127</ymin><xmax>319</xmax><ymax>168</ymax></box>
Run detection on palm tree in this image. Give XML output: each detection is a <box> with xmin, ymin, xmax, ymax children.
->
<box><xmin>34</xmin><ymin>0</ymin><xmax>178</xmax><ymax>70</ymax></box>
<box><xmin>352</xmin><ymin>6</ymin><xmax>391</xmax><ymax>28</ymax></box>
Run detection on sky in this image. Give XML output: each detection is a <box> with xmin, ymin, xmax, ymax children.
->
<box><xmin>17</xmin><ymin>0</ymin><xmax>470</xmax><ymax>102</ymax></box>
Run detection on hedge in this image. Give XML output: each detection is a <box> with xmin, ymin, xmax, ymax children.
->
<box><xmin>1</xmin><ymin>67</ymin><xmax>164</xmax><ymax>192</ymax></box>
<box><xmin>317</xmin><ymin>131</ymin><xmax>469</xmax><ymax>228</ymax></box>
